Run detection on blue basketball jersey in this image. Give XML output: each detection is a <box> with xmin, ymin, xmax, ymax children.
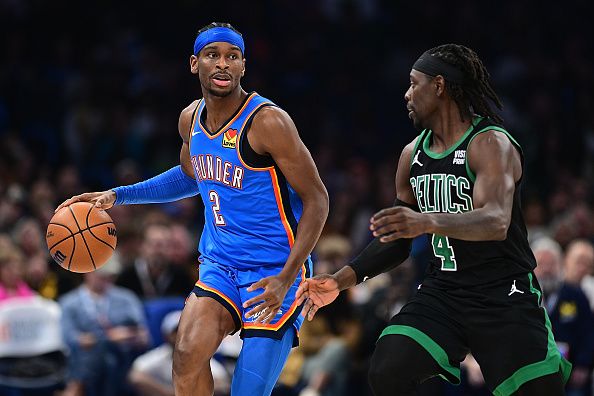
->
<box><xmin>189</xmin><ymin>93</ymin><xmax>304</xmax><ymax>269</ymax></box>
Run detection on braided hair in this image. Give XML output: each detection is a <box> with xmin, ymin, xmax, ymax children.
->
<box><xmin>427</xmin><ymin>44</ymin><xmax>503</xmax><ymax>124</ymax></box>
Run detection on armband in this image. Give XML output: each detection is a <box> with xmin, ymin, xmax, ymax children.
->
<box><xmin>349</xmin><ymin>199</ymin><xmax>416</xmax><ymax>284</ymax></box>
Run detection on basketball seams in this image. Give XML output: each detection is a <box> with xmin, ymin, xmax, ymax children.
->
<box><xmin>68</xmin><ymin>205</ymin><xmax>96</xmax><ymax>270</ymax></box>
<box><xmin>87</xmin><ymin>227</ymin><xmax>116</xmax><ymax>250</ymax></box>
<box><xmin>47</xmin><ymin>222</ymin><xmax>115</xmax><ymax>251</ymax></box>
<box><xmin>68</xmin><ymin>235</ymin><xmax>75</xmax><ymax>271</ymax></box>
<box><xmin>48</xmin><ymin>202</ymin><xmax>117</xmax><ymax>273</ymax></box>
<box><xmin>48</xmin><ymin>222</ymin><xmax>77</xmax><ymax>234</ymax></box>
<box><xmin>67</xmin><ymin>206</ymin><xmax>82</xmax><ymax>232</ymax></box>
<box><xmin>84</xmin><ymin>203</ymin><xmax>94</xmax><ymax>229</ymax></box>
<box><xmin>84</xmin><ymin>203</ymin><xmax>111</xmax><ymax>227</ymax></box>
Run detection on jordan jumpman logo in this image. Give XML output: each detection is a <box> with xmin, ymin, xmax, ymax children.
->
<box><xmin>412</xmin><ymin>150</ymin><xmax>423</xmax><ymax>167</ymax></box>
<box><xmin>508</xmin><ymin>280</ymin><xmax>524</xmax><ymax>296</ymax></box>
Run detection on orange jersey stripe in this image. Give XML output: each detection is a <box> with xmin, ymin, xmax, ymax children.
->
<box><xmin>269</xmin><ymin>168</ymin><xmax>295</xmax><ymax>247</ymax></box>
<box><xmin>195</xmin><ymin>280</ymin><xmax>242</xmax><ymax>320</ymax></box>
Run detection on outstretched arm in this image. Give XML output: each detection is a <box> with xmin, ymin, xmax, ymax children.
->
<box><xmin>55</xmin><ymin>102</ymin><xmax>199</xmax><ymax>212</ymax></box>
<box><xmin>242</xmin><ymin>106</ymin><xmax>329</xmax><ymax>323</ymax></box>
<box><xmin>371</xmin><ymin>130</ymin><xmax>521</xmax><ymax>242</ymax></box>
<box><xmin>296</xmin><ymin>138</ymin><xmax>419</xmax><ymax>320</ymax></box>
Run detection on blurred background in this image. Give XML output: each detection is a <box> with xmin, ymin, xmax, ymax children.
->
<box><xmin>1</xmin><ymin>0</ymin><xmax>594</xmax><ymax>395</ymax></box>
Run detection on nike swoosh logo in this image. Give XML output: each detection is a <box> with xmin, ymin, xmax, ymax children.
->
<box><xmin>191</xmin><ymin>129</ymin><xmax>201</xmax><ymax>136</ymax></box>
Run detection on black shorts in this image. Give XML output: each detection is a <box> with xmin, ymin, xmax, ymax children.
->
<box><xmin>380</xmin><ymin>272</ymin><xmax>571</xmax><ymax>395</ymax></box>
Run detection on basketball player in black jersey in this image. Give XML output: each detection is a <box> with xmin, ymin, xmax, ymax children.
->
<box><xmin>297</xmin><ymin>44</ymin><xmax>571</xmax><ymax>395</ymax></box>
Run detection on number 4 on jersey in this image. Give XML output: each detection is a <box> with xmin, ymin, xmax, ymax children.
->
<box><xmin>432</xmin><ymin>234</ymin><xmax>457</xmax><ymax>271</ymax></box>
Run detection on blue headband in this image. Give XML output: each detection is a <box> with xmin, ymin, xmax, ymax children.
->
<box><xmin>193</xmin><ymin>27</ymin><xmax>245</xmax><ymax>56</ymax></box>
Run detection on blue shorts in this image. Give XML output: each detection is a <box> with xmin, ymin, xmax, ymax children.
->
<box><xmin>192</xmin><ymin>257</ymin><xmax>312</xmax><ymax>346</ymax></box>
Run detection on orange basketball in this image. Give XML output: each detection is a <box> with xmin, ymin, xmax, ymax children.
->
<box><xmin>46</xmin><ymin>202</ymin><xmax>117</xmax><ymax>273</ymax></box>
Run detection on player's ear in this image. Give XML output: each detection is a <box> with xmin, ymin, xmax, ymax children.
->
<box><xmin>434</xmin><ymin>75</ymin><xmax>445</xmax><ymax>97</ymax></box>
<box><xmin>241</xmin><ymin>57</ymin><xmax>246</xmax><ymax>77</ymax></box>
<box><xmin>190</xmin><ymin>55</ymin><xmax>199</xmax><ymax>74</ymax></box>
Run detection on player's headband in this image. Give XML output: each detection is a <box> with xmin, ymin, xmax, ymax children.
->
<box><xmin>412</xmin><ymin>52</ymin><xmax>465</xmax><ymax>84</ymax></box>
<box><xmin>193</xmin><ymin>27</ymin><xmax>245</xmax><ymax>56</ymax></box>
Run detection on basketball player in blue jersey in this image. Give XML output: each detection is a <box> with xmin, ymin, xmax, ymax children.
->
<box><xmin>56</xmin><ymin>22</ymin><xmax>329</xmax><ymax>396</ymax></box>
<box><xmin>297</xmin><ymin>44</ymin><xmax>571</xmax><ymax>395</ymax></box>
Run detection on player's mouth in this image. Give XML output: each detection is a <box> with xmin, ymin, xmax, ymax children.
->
<box><xmin>407</xmin><ymin>106</ymin><xmax>415</xmax><ymax>119</ymax></box>
<box><xmin>212</xmin><ymin>74</ymin><xmax>232</xmax><ymax>87</ymax></box>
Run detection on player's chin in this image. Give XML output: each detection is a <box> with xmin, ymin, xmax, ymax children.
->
<box><xmin>208</xmin><ymin>84</ymin><xmax>236</xmax><ymax>98</ymax></box>
<box><xmin>412</xmin><ymin>117</ymin><xmax>424</xmax><ymax>131</ymax></box>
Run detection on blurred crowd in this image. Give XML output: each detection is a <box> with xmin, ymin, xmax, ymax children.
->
<box><xmin>1</xmin><ymin>0</ymin><xmax>594</xmax><ymax>395</ymax></box>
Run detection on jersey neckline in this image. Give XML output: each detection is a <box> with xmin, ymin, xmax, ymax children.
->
<box><xmin>198</xmin><ymin>92</ymin><xmax>257</xmax><ymax>139</ymax></box>
<box><xmin>422</xmin><ymin>116</ymin><xmax>483</xmax><ymax>159</ymax></box>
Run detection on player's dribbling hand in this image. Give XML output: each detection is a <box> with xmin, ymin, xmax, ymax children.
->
<box><xmin>55</xmin><ymin>190</ymin><xmax>117</xmax><ymax>213</ymax></box>
<box><xmin>243</xmin><ymin>275</ymin><xmax>291</xmax><ymax>324</ymax></box>
<box><xmin>296</xmin><ymin>274</ymin><xmax>340</xmax><ymax>321</ymax></box>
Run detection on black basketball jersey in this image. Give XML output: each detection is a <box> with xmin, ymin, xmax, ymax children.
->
<box><xmin>409</xmin><ymin>116</ymin><xmax>536</xmax><ymax>288</ymax></box>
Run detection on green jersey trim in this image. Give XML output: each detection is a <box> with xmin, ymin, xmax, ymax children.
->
<box><xmin>492</xmin><ymin>274</ymin><xmax>572</xmax><ymax>396</ymax></box>
<box><xmin>422</xmin><ymin>116</ymin><xmax>482</xmax><ymax>159</ymax></box>
<box><xmin>464</xmin><ymin>127</ymin><xmax>521</xmax><ymax>183</ymax></box>
<box><xmin>379</xmin><ymin>325</ymin><xmax>461</xmax><ymax>384</ymax></box>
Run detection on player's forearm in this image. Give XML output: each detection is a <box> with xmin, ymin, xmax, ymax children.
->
<box><xmin>278</xmin><ymin>196</ymin><xmax>329</xmax><ymax>281</ymax></box>
<box><xmin>112</xmin><ymin>165</ymin><xmax>199</xmax><ymax>205</ymax></box>
<box><xmin>333</xmin><ymin>266</ymin><xmax>358</xmax><ymax>291</ymax></box>
<box><xmin>426</xmin><ymin>207</ymin><xmax>509</xmax><ymax>241</ymax></box>
<box><xmin>349</xmin><ymin>236</ymin><xmax>412</xmax><ymax>283</ymax></box>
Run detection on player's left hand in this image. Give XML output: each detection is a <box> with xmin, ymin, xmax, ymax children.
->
<box><xmin>243</xmin><ymin>275</ymin><xmax>292</xmax><ymax>324</ymax></box>
<box><xmin>370</xmin><ymin>206</ymin><xmax>430</xmax><ymax>242</ymax></box>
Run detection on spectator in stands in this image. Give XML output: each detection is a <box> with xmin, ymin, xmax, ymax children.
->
<box><xmin>167</xmin><ymin>223</ymin><xmax>195</xmax><ymax>268</ymax></box>
<box><xmin>0</xmin><ymin>247</ymin><xmax>35</xmax><ymax>303</ymax></box>
<box><xmin>297</xmin><ymin>312</ymin><xmax>350</xmax><ymax>396</ymax></box>
<box><xmin>13</xmin><ymin>218</ymin><xmax>45</xmax><ymax>258</ymax></box>
<box><xmin>116</xmin><ymin>223</ymin><xmax>194</xmax><ymax>299</ymax></box>
<box><xmin>24</xmin><ymin>252</ymin><xmax>77</xmax><ymax>300</ymax></box>
<box><xmin>533</xmin><ymin>237</ymin><xmax>594</xmax><ymax>396</ymax></box>
<box><xmin>564</xmin><ymin>239</ymin><xmax>594</xmax><ymax>287</ymax></box>
<box><xmin>59</xmin><ymin>254</ymin><xmax>149</xmax><ymax>396</ymax></box>
<box><xmin>129</xmin><ymin>310</ymin><xmax>230</xmax><ymax>396</ymax></box>
<box><xmin>564</xmin><ymin>240</ymin><xmax>594</xmax><ymax>309</ymax></box>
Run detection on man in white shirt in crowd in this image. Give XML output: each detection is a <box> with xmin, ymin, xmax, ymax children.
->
<box><xmin>129</xmin><ymin>310</ymin><xmax>230</xmax><ymax>396</ymax></box>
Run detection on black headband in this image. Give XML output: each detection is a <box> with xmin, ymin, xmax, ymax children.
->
<box><xmin>412</xmin><ymin>52</ymin><xmax>466</xmax><ymax>84</ymax></box>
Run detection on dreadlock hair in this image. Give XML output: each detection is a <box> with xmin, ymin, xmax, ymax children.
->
<box><xmin>197</xmin><ymin>22</ymin><xmax>242</xmax><ymax>37</ymax></box>
<box><xmin>427</xmin><ymin>44</ymin><xmax>503</xmax><ymax>124</ymax></box>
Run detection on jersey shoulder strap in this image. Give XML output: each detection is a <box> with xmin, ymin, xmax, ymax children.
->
<box><xmin>465</xmin><ymin>116</ymin><xmax>523</xmax><ymax>183</ymax></box>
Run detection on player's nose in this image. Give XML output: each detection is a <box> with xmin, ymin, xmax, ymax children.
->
<box><xmin>216</xmin><ymin>57</ymin><xmax>229</xmax><ymax>69</ymax></box>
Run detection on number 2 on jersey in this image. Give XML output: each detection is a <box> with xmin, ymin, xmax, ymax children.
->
<box><xmin>209</xmin><ymin>190</ymin><xmax>226</xmax><ymax>226</ymax></box>
<box><xmin>432</xmin><ymin>234</ymin><xmax>457</xmax><ymax>271</ymax></box>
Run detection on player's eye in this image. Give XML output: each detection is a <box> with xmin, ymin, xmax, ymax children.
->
<box><xmin>207</xmin><ymin>52</ymin><xmax>217</xmax><ymax>58</ymax></box>
<box><xmin>229</xmin><ymin>54</ymin><xmax>238</xmax><ymax>60</ymax></box>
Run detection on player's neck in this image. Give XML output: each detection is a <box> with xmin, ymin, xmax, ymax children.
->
<box><xmin>427</xmin><ymin>106</ymin><xmax>472</xmax><ymax>151</ymax></box>
<box><xmin>203</xmin><ymin>88</ymin><xmax>248</xmax><ymax>131</ymax></box>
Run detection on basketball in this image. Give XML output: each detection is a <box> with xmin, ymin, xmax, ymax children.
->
<box><xmin>46</xmin><ymin>202</ymin><xmax>117</xmax><ymax>273</ymax></box>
